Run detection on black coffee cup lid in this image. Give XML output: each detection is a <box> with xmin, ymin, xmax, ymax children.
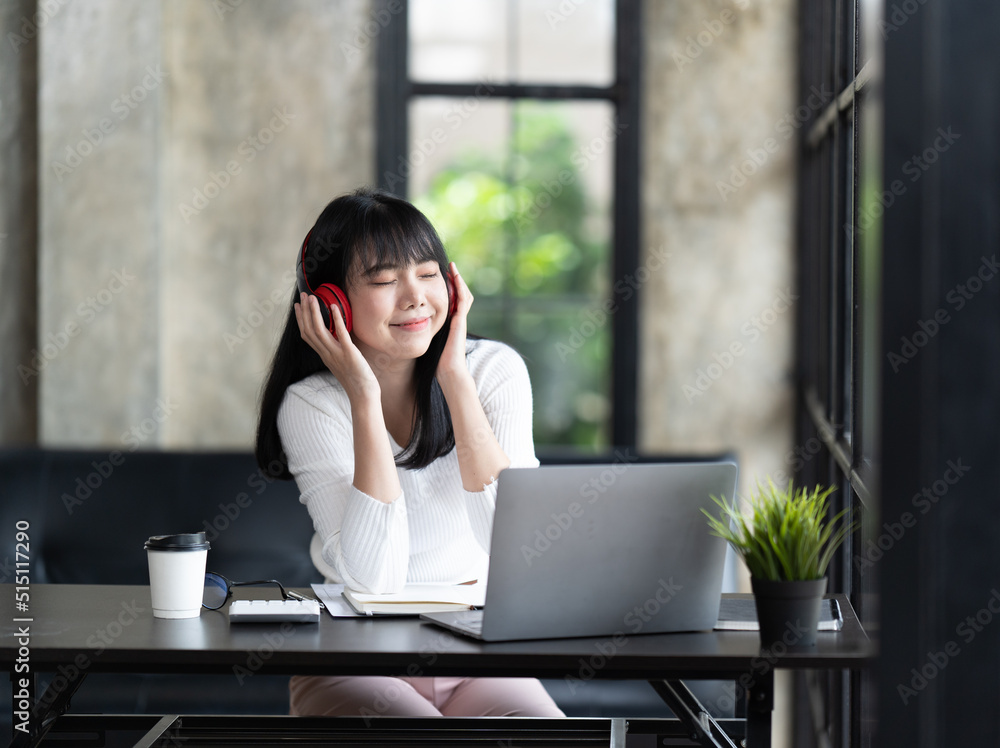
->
<box><xmin>144</xmin><ymin>532</ymin><xmax>211</xmax><ymax>551</ymax></box>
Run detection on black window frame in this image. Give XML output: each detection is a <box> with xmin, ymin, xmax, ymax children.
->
<box><xmin>794</xmin><ymin>1</ymin><xmax>874</xmax><ymax>745</ymax></box>
<box><xmin>375</xmin><ymin>0</ymin><xmax>641</xmax><ymax>454</ymax></box>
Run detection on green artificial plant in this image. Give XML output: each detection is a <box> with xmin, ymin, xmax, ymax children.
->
<box><xmin>703</xmin><ymin>478</ymin><xmax>856</xmax><ymax>582</ymax></box>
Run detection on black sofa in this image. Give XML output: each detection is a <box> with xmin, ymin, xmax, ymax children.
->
<box><xmin>2</xmin><ymin>448</ymin><xmax>735</xmax><ymax>734</ymax></box>
<box><xmin>0</xmin><ymin>448</ymin><xmax>322</xmax><ymax>735</ymax></box>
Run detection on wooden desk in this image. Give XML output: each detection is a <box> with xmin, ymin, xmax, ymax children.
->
<box><xmin>1</xmin><ymin>585</ymin><xmax>872</xmax><ymax>747</ymax></box>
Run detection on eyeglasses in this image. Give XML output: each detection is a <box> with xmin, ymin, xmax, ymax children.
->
<box><xmin>202</xmin><ymin>571</ymin><xmax>312</xmax><ymax>610</ymax></box>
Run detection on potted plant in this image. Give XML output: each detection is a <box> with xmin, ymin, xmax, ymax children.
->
<box><xmin>703</xmin><ymin>478</ymin><xmax>855</xmax><ymax>648</ymax></box>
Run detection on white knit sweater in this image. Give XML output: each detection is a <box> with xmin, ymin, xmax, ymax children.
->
<box><xmin>277</xmin><ymin>338</ymin><xmax>539</xmax><ymax>594</ymax></box>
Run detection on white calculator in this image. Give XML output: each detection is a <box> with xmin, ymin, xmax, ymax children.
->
<box><xmin>228</xmin><ymin>598</ymin><xmax>321</xmax><ymax>623</ymax></box>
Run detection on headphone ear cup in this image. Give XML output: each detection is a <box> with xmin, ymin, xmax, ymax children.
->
<box><xmin>313</xmin><ymin>284</ymin><xmax>352</xmax><ymax>338</ymax></box>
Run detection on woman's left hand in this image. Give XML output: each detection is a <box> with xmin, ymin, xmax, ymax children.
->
<box><xmin>436</xmin><ymin>262</ymin><xmax>511</xmax><ymax>491</ymax></box>
<box><xmin>437</xmin><ymin>262</ymin><xmax>473</xmax><ymax>383</ymax></box>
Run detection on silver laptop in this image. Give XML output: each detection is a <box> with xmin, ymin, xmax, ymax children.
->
<box><xmin>421</xmin><ymin>459</ymin><xmax>738</xmax><ymax>641</ymax></box>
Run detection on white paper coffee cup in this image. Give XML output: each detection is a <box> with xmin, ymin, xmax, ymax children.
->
<box><xmin>144</xmin><ymin>532</ymin><xmax>211</xmax><ymax>619</ymax></box>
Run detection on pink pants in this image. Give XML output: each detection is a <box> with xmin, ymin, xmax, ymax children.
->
<box><xmin>289</xmin><ymin>675</ymin><xmax>565</xmax><ymax>718</ymax></box>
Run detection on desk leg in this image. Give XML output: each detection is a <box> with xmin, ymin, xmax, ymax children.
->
<box><xmin>133</xmin><ymin>715</ymin><xmax>182</xmax><ymax>748</ymax></box>
<box><xmin>745</xmin><ymin>671</ymin><xmax>774</xmax><ymax>748</ymax></box>
<box><xmin>9</xmin><ymin>667</ymin><xmax>88</xmax><ymax>748</ymax></box>
<box><xmin>647</xmin><ymin>679</ymin><xmax>740</xmax><ymax>748</ymax></box>
<box><xmin>610</xmin><ymin>717</ymin><xmax>627</xmax><ymax>748</ymax></box>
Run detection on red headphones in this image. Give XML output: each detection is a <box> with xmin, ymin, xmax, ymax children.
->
<box><xmin>296</xmin><ymin>231</ymin><xmax>457</xmax><ymax>338</ymax></box>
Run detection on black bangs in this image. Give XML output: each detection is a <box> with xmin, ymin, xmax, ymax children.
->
<box><xmin>351</xmin><ymin>198</ymin><xmax>448</xmax><ymax>281</ymax></box>
<box><xmin>299</xmin><ymin>187</ymin><xmax>449</xmax><ymax>292</ymax></box>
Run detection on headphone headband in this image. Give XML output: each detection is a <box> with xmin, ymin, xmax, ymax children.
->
<box><xmin>295</xmin><ymin>230</ymin><xmax>314</xmax><ymax>295</ymax></box>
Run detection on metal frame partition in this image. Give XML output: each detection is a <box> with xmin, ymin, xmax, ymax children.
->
<box><xmin>796</xmin><ymin>0</ymin><xmax>1000</xmax><ymax>744</ymax></box>
<box><xmin>793</xmin><ymin>1</ymin><xmax>876</xmax><ymax>745</ymax></box>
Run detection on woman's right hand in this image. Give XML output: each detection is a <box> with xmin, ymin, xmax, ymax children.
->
<box><xmin>295</xmin><ymin>292</ymin><xmax>380</xmax><ymax>401</ymax></box>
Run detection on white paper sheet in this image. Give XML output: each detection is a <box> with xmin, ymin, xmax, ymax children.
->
<box><xmin>310</xmin><ymin>583</ymin><xmax>362</xmax><ymax>617</ymax></box>
<box><xmin>310</xmin><ymin>581</ymin><xmax>486</xmax><ymax>617</ymax></box>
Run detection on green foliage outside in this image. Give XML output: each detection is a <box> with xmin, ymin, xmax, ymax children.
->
<box><xmin>415</xmin><ymin>105</ymin><xmax>611</xmax><ymax>449</ymax></box>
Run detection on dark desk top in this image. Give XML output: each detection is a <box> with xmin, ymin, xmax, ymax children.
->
<box><xmin>0</xmin><ymin>585</ymin><xmax>872</xmax><ymax>679</ymax></box>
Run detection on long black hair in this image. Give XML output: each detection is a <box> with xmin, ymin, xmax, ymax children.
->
<box><xmin>255</xmin><ymin>187</ymin><xmax>455</xmax><ymax>478</ymax></box>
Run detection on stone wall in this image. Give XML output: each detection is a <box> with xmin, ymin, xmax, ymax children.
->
<box><xmin>4</xmin><ymin>0</ymin><xmax>795</xmax><ymax>485</ymax></box>
<box><xmin>640</xmin><ymin>0</ymin><xmax>796</xmax><ymax>501</ymax></box>
<box><xmin>28</xmin><ymin>0</ymin><xmax>373</xmax><ymax>448</ymax></box>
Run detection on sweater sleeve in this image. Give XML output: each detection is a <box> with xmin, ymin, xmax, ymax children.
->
<box><xmin>277</xmin><ymin>379</ymin><xmax>409</xmax><ymax>593</ymax></box>
<box><xmin>461</xmin><ymin>342</ymin><xmax>540</xmax><ymax>551</ymax></box>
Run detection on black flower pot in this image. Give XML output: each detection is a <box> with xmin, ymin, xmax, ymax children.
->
<box><xmin>750</xmin><ymin>576</ymin><xmax>828</xmax><ymax>649</ymax></box>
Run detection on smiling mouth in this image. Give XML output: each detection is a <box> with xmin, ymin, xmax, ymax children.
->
<box><xmin>391</xmin><ymin>317</ymin><xmax>431</xmax><ymax>331</ymax></box>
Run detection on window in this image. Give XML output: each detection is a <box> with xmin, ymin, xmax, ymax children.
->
<box><xmin>376</xmin><ymin>0</ymin><xmax>640</xmax><ymax>455</ymax></box>
<box><xmin>795</xmin><ymin>0</ymin><xmax>880</xmax><ymax>745</ymax></box>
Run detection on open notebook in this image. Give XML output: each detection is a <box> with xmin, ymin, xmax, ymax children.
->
<box><xmin>339</xmin><ymin>582</ymin><xmax>486</xmax><ymax>616</ymax></box>
<box><xmin>715</xmin><ymin>596</ymin><xmax>843</xmax><ymax>631</ymax></box>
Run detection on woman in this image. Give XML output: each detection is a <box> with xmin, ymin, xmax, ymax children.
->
<box><xmin>255</xmin><ymin>187</ymin><xmax>564</xmax><ymax>718</ymax></box>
